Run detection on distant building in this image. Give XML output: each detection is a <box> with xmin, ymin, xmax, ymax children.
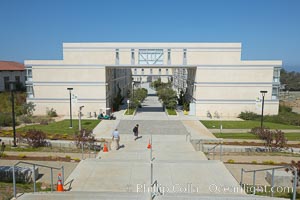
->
<box><xmin>25</xmin><ymin>42</ymin><xmax>281</xmax><ymax>117</ymax></box>
<box><xmin>0</xmin><ymin>61</ymin><xmax>25</xmax><ymax>92</ymax></box>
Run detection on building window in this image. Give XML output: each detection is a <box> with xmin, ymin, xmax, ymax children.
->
<box><xmin>159</xmin><ymin>68</ymin><xmax>161</xmax><ymax>75</ymax></box>
<box><xmin>167</xmin><ymin>49</ymin><xmax>171</xmax><ymax>65</ymax></box>
<box><xmin>142</xmin><ymin>68</ymin><xmax>144</xmax><ymax>75</ymax></box>
<box><xmin>4</xmin><ymin>76</ymin><xmax>9</xmax><ymax>91</ymax></box>
<box><xmin>115</xmin><ymin>49</ymin><xmax>119</xmax><ymax>65</ymax></box>
<box><xmin>183</xmin><ymin>49</ymin><xmax>187</xmax><ymax>65</ymax></box>
<box><xmin>131</xmin><ymin>49</ymin><xmax>135</xmax><ymax>65</ymax></box>
<box><xmin>27</xmin><ymin>85</ymin><xmax>34</xmax><ymax>98</ymax></box>
<box><xmin>150</xmin><ymin>68</ymin><xmax>153</xmax><ymax>74</ymax></box>
<box><xmin>15</xmin><ymin>76</ymin><xmax>20</xmax><ymax>83</ymax></box>
<box><xmin>272</xmin><ymin>86</ymin><xmax>279</xmax><ymax>100</ymax></box>
<box><xmin>138</xmin><ymin>49</ymin><xmax>164</xmax><ymax>65</ymax></box>
<box><xmin>166</xmin><ymin>68</ymin><xmax>169</xmax><ymax>75</ymax></box>
<box><xmin>273</xmin><ymin>67</ymin><xmax>280</xmax><ymax>83</ymax></box>
<box><xmin>134</xmin><ymin>68</ymin><xmax>137</xmax><ymax>75</ymax></box>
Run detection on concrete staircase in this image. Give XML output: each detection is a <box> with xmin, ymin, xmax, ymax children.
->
<box><xmin>16</xmin><ymin>97</ymin><xmax>285</xmax><ymax>200</ymax></box>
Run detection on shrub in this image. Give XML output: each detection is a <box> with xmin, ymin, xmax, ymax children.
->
<box><xmin>0</xmin><ymin>153</ymin><xmax>7</xmax><ymax>158</ymax></box>
<box><xmin>251</xmin><ymin>161</ymin><xmax>257</xmax><ymax>164</ymax></box>
<box><xmin>73</xmin><ymin>158</ymin><xmax>80</xmax><ymax>162</ymax></box>
<box><xmin>65</xmin><ymin>155</ymin><xmax>71</xmax><ymax>159</ymax></box>
<box><xmin>262</xmin><ymin>160</ymin><xmax>275</xmax><ymax>165</ymax></box>
<box><xmin>18</xmin><ymin>154</ymin><xmax>27</xmax><ymax>158</ymax></box>
<box><xmin>46</xmin><ymin>108</ymin><xmax>58</xmax><ymax>117</ymax></box>
<box><xmin>227</xmin><ymin>159</ymin><xmax>235</xmax><ymax>164</ymax></box>
<box><xmin>19</xmin><ymin>115</ymin><xmax>33</xmax><ymax>124</ymax></box>
<box><xmin>238</xmin><ymin>111</ymin><xmax>259</xmax><ymax>120</ymax></box>
<box><xmin>22</xmin><ymin>129</ymin><xmax>47</xmax><ymax>148</ymax></box>
<box><xmin>0</xmin><ymin>112</ymin><xmax>13</xmax><ymax>126</ymax></box>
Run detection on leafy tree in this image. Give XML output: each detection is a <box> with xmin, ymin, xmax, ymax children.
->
<box><xmin>22</xmin><ymin>102</ymin><xmax>36</xmax><ymax>116</ymax></box>
<box><xmin>280</xmin><ymin>68</ymin><xmax>300</xmax><ymax>91</ymax></box>
<box><xmin>157</xmin><ymin>87</ymin><xmax>177</xmax><ymax>109</ymax></box>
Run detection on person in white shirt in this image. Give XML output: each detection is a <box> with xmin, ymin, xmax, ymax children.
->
<box><xmin>112</xmin><ymin>128</ymin><xmax>120</xmax><ymax>150</ymax></box>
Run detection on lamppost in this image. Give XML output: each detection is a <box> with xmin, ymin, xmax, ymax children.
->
<box><xmin>67</xmin><ymin>88</ymin><xmax>73</xmax><ymax>128</ymax></box>
<box><xmin>260</xmin><ymin>90</ymin><xmax>268</xmax><ymax>131</ymax></box>
<box><xmin>9</xmin><ymin>81</ymin><xmax>17</xmax><ymax>147</ymax></box>
<box><xmin>78</xmin><ymin>106</ymin><xmax>84</xmax><ymax>132</ymax></box>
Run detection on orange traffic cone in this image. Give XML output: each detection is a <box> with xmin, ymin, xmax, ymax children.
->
<box><xmin>147</xmin><ymin>140</ymin><xmax>152</xmax><ymax>149</ymax></box>
<box><xmin>103</xmin><ymin>143</ymin><xmax>108</xmax><ymax>152</ymax></box>
<box><xmin>57</xmin><ymin>173</ymin><xmax>64</xmax><ymax>192</ymax></box>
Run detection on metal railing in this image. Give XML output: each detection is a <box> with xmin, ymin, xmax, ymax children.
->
<box><xmin>207</xmin><ymin>143</ymin><xmax>223</xmax><ymax>161</ymax></box>
<box><xmin>186</xmin><ymin>132</ymin><xmax>191</xmax><ymax>142</ymax></box>
<box><xmin>12</xmin><ymin>161</ymin><xmax>64</xmax><ymax>198</ymax></box>
<box><xmin>240</xmin><ymin>165</ymin><xmax>297</xmax><ymax>200</ymax></box>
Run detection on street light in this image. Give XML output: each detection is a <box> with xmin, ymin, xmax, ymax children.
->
<box><xmin>260</xmin><ymin>90</ymin><xmax>268</xmax><ymax>131</ymax></box>
<box><xmin>67</xmin><ymin>88</ymin><xmax>73</xmax><ymax>128</ymax></box>
<box><xmin>9</xmin><ymin>81</ymin><xmax>17</xmax><ymax>147</ymax></box>
<box><xmin>78</xmin><ymin>106</ymin><xmax>84</xmax><ymax>132</ymax></box>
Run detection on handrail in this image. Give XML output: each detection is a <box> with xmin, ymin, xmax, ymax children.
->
<box><xmin>207</xmin><ymin>143</ymin><xmax>223</xmax><ymax>160</ymax></box>
<box><xmin>240</xmin><ymin>165</ymin><xmax>297</xmax><ymax>200</ymax></box>
<box><xmin>151</xmin><ymin>180</ymin><xmax>163</xmax><ymax>199</ymax></box>
<box><xmin>186</xmin><ymin>132</ymin><xmax>191</xmax><ymax>142</ymax></box>
<box><xmin>12</xmin><ymin>161</ymin><xmax>64</xmax><ymax>198</ymax></box>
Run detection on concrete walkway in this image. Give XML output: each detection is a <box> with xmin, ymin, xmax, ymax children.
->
<box><xmin>18</xmin><ymin>95</ymin><xmax>285</xmax><ymax>199</ymax></box>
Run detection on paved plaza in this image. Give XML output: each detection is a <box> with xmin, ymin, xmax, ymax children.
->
<box><xmin>18</xmin><ymin>95</ymin><xmax>285</xmax><ymax>199</ymax></box>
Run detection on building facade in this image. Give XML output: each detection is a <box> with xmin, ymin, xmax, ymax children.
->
<box><xmin>0</xmin><ymin>61</ymin><xmax>25</xmax><ymax>92</ymax></box>
<box><xmin>25</xmin><ymin>42</ymin><xmax>281</xmax><ymax>117</ymax></box>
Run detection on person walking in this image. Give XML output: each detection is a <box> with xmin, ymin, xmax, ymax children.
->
<box><xmin>112</xmin><ymin>128</ymin><xmax>120</xmax><ymax>150</ymax></box>
<box><xmin>133</xmin><ymin>124</ymin><xmax>139</xmax><ymax>141</ymax></box>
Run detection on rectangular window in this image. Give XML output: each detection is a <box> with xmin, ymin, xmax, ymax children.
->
<box><xmin>183</xmin><ymin>49</ymin><xmax>187</xmax><ymax>65</ymax></box>
<box><xmin>166</xmin><ymin>68</ymin><xmax>169</xmax><ymax>75</ymax></box>
<box><xmin>272</xmin><ymin>86</ymin><xmax>279</xmax><ymax>100</ymax></box>
<box><xmin>4</xmin><ymin>76</ymin><xmax>9</xmax><ymax>91</ymax></box>
<box><xmin>115</xmin><ymin>49</ymin><xmax>119</xmax><ymax>65</ymax></box>
<box><xmin>150</xmin><ymin>68</ymin><xmax>153</xmax><ymax>74</ymax></box>
<box><xmin>138</xmin><ymin>49</ymin><xmax>164</xmax><ymax>65</ymax></box>
<box><xmin>142</xmin><ymin>68</ymin><xmax>144</xmax><ymax>75</ymax></box>
<box><xmin>159</xmin><ymin>68</ymin><xmax>161</xmax><ymax>75</ymax></box>
<box><xmin>15</xmin><ymin>76</ymin><xmax>20</xmax><ymax>83</ymax></box>
<box><xmin>27</xmin><ymin>85</ymin><xmax>34</xmax><ymax>98</ymax></box>
<box><xmin>273</xmin><ymin>67</ymin><xmax>280</xmax><ymax>83</ymax></box>
<box><xmin>131</xmin><ymin>49</ymin><xmax>135</xmax><ymax>65</ymax></box>
<box><xmin>134</xmin><ymin>68</ymin><xmax>137</xmax><ymax>75</ymax></box>
<box><xmin>167</xmin><ymin>49</ymin><xmax>171</xmax><ymax>65</ymax></box>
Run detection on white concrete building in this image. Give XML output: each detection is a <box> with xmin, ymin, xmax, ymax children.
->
<box><xmin>25</xmin><ymin>42</ymin><xmax>281</xmax><ymax>117</ymax></box>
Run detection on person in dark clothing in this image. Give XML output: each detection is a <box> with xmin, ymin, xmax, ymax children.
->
<box><xmin>133</xmin><ymin>124</ymin><xmax>139</xmax><ymax>141</ymax></box>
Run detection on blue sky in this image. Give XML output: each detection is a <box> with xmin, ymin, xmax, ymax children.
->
<box><xmin>0</xmin><ymin>0</ymin><xmax>299</xmax><ymax>71</ymax></box>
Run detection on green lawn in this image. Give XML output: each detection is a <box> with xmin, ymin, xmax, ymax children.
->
<box><xmin>201</xmin><ymin>120</ymin><xmax>300</xmax><ymax>130</ymax></box>
<box><xmin>17</xmin><ymin>119</ymin><xmax>100</xmax><ymax>135</ymax></box>
<box><xmin>125</xmin><ymin>108</ymin><xmax>135</xmax><ymax>115</ymax></box>
<box><xmin>214</xmin><ymin>132</ymin><xmax>300</xmax><ymax>141</ymax></box>
<box><xmin>166</xmin><ymin>108</ymin><xmax>177</xmax><ymax>115</ymax></box>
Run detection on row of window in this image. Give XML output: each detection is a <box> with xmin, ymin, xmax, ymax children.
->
<box><xmin>115</xmin><ymin>49</ymin><xmax>187</xmax><ymax>65</ymax></box>
<box><xmin>133</xmin><ymin>68</ymin><xmax>169</xmax><ymax>75</ymax></box>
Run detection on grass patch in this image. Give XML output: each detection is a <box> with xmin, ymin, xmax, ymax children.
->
<box><xmin>201</xmin><ymin>120</ymin><xmax>300</xmax><ymax>129</ymax></box>
<box><xmin>124</xmin><ymin>108</ymin><xmax>135</xmax><ymax>115</ymax></box>
<box><xmin>214</xmin><ymin>132</ymin><xmax>300</xmax><ymax>141</ymax></box>
<box><xmin>166</xmin><ymin>108</ymin><xmax>176</xmax><ymax>115</ymax></box>
<box><xmin>17</xmin><ymin>119</ymin><xmax>100</xmax><ymax>136</ymax></box>
<box><xmin>0</xmin><ymin>181</ymin><xmax>49</xmax><ymax>200</ymax></box>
